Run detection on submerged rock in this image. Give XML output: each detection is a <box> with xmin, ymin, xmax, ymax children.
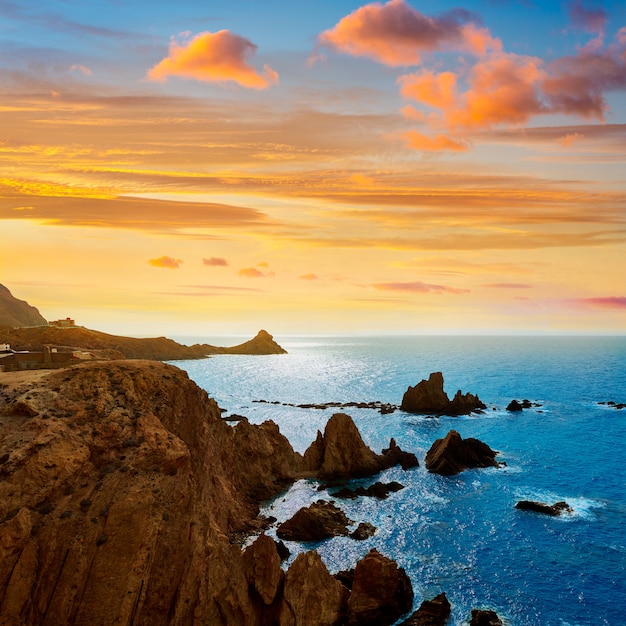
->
<box><xmin>399</xmin><ymin>592</ymin><xmax>451</xmax><ymax>626</ymax></box>
<box><xmin>276</xmin><ymin>500</ymin><xmax>353</xmax><ymax>542</ymax></box>
<box><xmin>425</xmin><ymin>430</ymin><xmax>499</xmax><ymax>476</ymax></box>
<box><xmin>515</xmin><ymin>500</ymin><xmax>573</xmax><ymax>516</ymax></box>
<box><xmin>347</xmin><ymin>548</ymin><xmax>414</xmax><ymax>626</ymax></box>
<box><xmin>401</xmin><ymin>372</ymin><xmax>486</xmax><ymax>416</ymax></box>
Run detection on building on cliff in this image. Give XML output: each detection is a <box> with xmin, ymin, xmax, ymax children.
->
<box><xmin>0</xmin><ymin>346</ymin><xmax>73</xmax><ymax>371</ymax></box>
<box><xmin>49</xmin><ymin>317</ymin><xmax>76</xmax><ymax>327</ymax></box>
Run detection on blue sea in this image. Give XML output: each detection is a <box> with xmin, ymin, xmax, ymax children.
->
<box><xmin>170</xmin><ymin>336</ymin><xmax>626</xmax><ymax>626</ymax></box>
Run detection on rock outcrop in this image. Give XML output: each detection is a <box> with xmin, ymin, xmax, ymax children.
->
<box><xmin>0</xmin><ymin>284</ymin><xmax>48</xmax><ymax>328</ymax></box>
<box><xmin>347</xmin><ymin>548</ymin><xmax>414</xmax><ymax>626</ymax></box>
<box><xmin>401</xmin><ymin>372</ymin><xmax>486</xmax><ymax>416</ymax></box>
<box><xmin>425</xmin><ymin>430</ymin><xmax>500</xmax><ymax>476</ymax></box>
<box><xmin>331</xmin><ymin>481</ymin><xmax>405</xmax><ymax>500</ymax></box>
<box><xmin>515</xmin><ymin>500</ymin><xmax>573</xmax><ymax>516</ymax></box>
<box><xmin>399</xmin><ymin>592</ymin><xmax>451</xmax><ymax>626</ymax></box>
<box><xmin>0</xmin><ymin>361</ymin><xmax>304</xmax><ymax>625</ymax></box>
<box><xmin>302</xmin><ymin>413</ymin><xmax>418</xmax><ymax>480</ymax></box>
<box><xmin>469</xmin><ymin>609</ymin><xmax>503</xmax><ymax>625</ymax></box>
<box><xmin>276</xmin><ymin>500</ymin><xmax>354</xmax><ymax>542</ymax></box>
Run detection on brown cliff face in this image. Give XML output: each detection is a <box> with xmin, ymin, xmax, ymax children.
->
<box><xmin>0</xmin><ymin>284</ymin><xmax>48</xmax><ymax>328</ymax></box>
<box><xmin>401</xmin><ymin>372</ymin><xmax>486</xmax><ymax>416</ymax></box>
<box><xmin>0</xmin><ymin>361</ymin><xmax>301</xmax><ymax>625</ymax></box>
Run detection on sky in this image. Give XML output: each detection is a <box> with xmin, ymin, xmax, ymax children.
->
<box><xmin>1</xmin><ymin>0</ymin><xmax>625</xmax><ymax>337</ymax></box>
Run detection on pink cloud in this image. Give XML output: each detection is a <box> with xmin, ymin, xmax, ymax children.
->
<box><xmin>568</xmin><ymin>0</ymin><xmax>607</xmax><ymax>34</ymax></box>
<box><xmin>203</xmin><ymin>257</ymin><xmax>228</xmax><ymax>266</ymax></box>
<box><xmin>148</xmin><ymin>255</ymin><xmax>183</xmax><ymax>269</ymax></box>
<box><xmin>317</xmin><ymin>0</ymin><xmax>499</xmax><ymax>67</ymax></box>
<box><xmin>147</xmin><ymin>30</ymin><xmax>279</xmax><ymax>89</ymax></box>
<box><xmin>373</xmin><ymin>280</ymin><xmax>469</xmax><ymax>294</ymax></box>
<box><xmin>572</xmin><ymin>296</ymin><xmax>626</xmax><ymax>309</ymax></box>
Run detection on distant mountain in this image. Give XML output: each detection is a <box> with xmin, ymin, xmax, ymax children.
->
<box><xmin>0</xmin><ymin>326</ymin><xmax>286</xmax><ymax>360</ymax></box>
<box><xmin>0</xmin><ymin>284</ymin><xmax>48</xmax><ymax>328</ymax></box>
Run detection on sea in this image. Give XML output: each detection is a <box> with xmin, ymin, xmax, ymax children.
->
<box><xmin>169</xmin><ymin>335</ymin><xmax>626</xmax><ymax>626</ymax></box>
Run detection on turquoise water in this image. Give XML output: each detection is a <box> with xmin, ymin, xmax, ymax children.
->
<box><xmin>171</xmin><ymin>336</ymin><xmax>626</xmax><ymax>626</ymax></box>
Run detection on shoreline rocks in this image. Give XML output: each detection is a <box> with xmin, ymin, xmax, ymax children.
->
<box><xmin>425</xmin><ymin>430</ymin><xmax>500</xmax><ymax>476</ymax></box>
<box><xmin>331</xmin><ymin>481</ymin><xmax>405</xmax><ymax>500</ymax></box>
<box><xmin>276</xmin><ymin>500</ymin><xmax>354</xmax><ymax>542</ymax></box>
<box><xmin>401</xmin><ymin>372</ymin><xmax>486</xmax><ymax>416</ymax></box>
<box><xmin>399</xmin><ymin>592</ymin><xmax>451</xmax><ymax>626</ymax></box>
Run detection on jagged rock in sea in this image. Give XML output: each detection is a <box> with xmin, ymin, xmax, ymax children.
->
<box><xmin>398</xmin><ymin>592</ymin><xmax>451</xmax><ymax>626</ymax></box>
<box><xmin>350</xmin><ymin>521</ymin><xmax>377</xmax><ymax>540</ymax></box>
<box><xmin>515</xmin><ymin>500</ymin><xmax>573</xmax><ymax>516</ymax></box>
<box><xmin>506</xmin><ymin>399</ymin><xmax>524</xmax><ymax>412</ymax></box>
<box><xmin>469</xmin><ymin>608</ymin><xmax>504</xmax><ymax>625</ymax></box>
<box><xmin>279</xmin><ymin>551</ymin><xmax>349</xmax><ymax>626</ymax></box>
<box><xmin>382</xmin><ymin>438</ymin><xmax>420</xmax><ymax>470</ymax></box>
<box><xmin>0</xmin><ymin>284</ymin><xmax>48</xmax><ymax>327</ymax></box>
<box><xmin>346</xmin><ymin>548</ymin><xmax>414</xmax><ymax>626</ymax></box>
<box><xmin>302</xmin><ymin>413</ymin><xmax>418</xmax><ymax>480</ymax></box>
<box><xmin>425</xmin><ymin>430</ymin><xmax>500</xmax><ymax>475</ymax></box>
<box><xmin>401</xmin><ymin>372</ymin><xmax>486</xmax><ymax>416</ymax></box>
<box><xmin>276</xmin><ymin>500</ymin><xmax>354</xmax><ymax>542</ymax></box>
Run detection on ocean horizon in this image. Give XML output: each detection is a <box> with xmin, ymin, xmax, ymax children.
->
<box><xmin>172</xmin><ymin>335</ymin><xmax>626</xmax><ymax>626</ymax></box>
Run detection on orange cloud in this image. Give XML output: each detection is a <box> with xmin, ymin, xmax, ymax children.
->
<box><xmin>399</xmin><ymin>70</ymin><xmax>458</xmax><ymax>109</ymax></box>
<box><xmin>239</xmin><ymin>267</ymin><xmax>274</xmax><ymax>278</ymax></box>
<box><xmin>483</xmin><ymin>283</ymin><xmax>532</xmax><ymax>289</ymax></box>
<box><xmin>147</xmin><ymin>30</ymin><xmax>279</xmax><ymax>89</ymax></box>
<box><xmin>203</xmin><ymin>257</ymin><xmax>228</xmax><ymax>266</ymax></box>
<box><xmin>317</xmin><ymin>0</ymin><xmax>498</xmax><ymax>67</ymax></box>
<box><xmin>373</xmin><ymin>281</ymin><xmax>469</xmax><ymax>294</ymax></box>
<box><xmin>400</xmin><ymin>129</ymin><xmax>468</xmax><ymax>152</ymax></box>
<box><xmin>299</xmin><ymin>273</ymin><xmax>319</xmax><ymax>280</ymax></box>
<box><xmin>149</xmin><ymin>255</ymin><xmax>183</xmax><ymax>269</ymax></box>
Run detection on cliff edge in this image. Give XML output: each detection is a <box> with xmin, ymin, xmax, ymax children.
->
<box><xmin>0</xmin><ymin>284</ymin><xmax>48</xmax><ymax>328</ymax></box>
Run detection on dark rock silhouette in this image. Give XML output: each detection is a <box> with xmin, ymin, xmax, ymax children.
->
<box><xmin>350</xmin><ymin>522</ymin><xmax>377</xmax><ymax>540</ymax></box>
<box><xmin>0</xmin><ymin>284</ymin><xmax>48</xmax><ymax>327</ymax></box>
<box><xmin>401</xmin><ymin>372</ymin><xmax>486</xmax><ymax>416</ymax></box>
<box><xmin>506</xmin><ymin>399</ymin><xmax>523</xmax><ymax>412</ymax></box>
<box><xmin>276</xmin><ymin>500</ymin><xmax>353</xmax><ymax>542</ymax></box>
<box><xmin>399</xmin><ymin>592</ymin><xmax>451</xmax><ymax>626</ymax></box>
<box><xmin>425</xmin><ymin>430</ymin><xmax>499</xmax><ymax>475</ymax></box>
<box><xmin>347</xmin><ymin>548</ymin><xmax>414</xmax><ymax>626</ymax></box>
<box><xmin>515</xmin><ymin>500</ymin><xmax>573</xmax><ymax>516</ymax></box>
<box><xmin>331</xmin><ymin>481</ymin><xmax>405</xmax><ymax>500</ymax></box>
<box><xmin>302</xmin><ymin>413</ymin><xmax>418</xmax><ymax>480</ymax></box>
<box><xmin>470</xmin><ymin>608</ymin><xmax>503</xmax><ymax>625</ymax></box>
<box><xmin>382</xmin><ymin>438</ymin><xmax>420</xmax><ymax>470</ymax></box>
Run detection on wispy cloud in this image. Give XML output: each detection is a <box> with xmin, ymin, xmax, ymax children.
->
<box><xmin>483</xmin><ymin>283</ymin><xmax>532</xmax><ymax>289</ymax></box>
<box><xmin>238</xmin><ymin>267</ymin><xmax>275</xmax><ymax>278</ymax></box>
<box><xmin>570</xmin><ymin>296</ymin><xmax>626</xmax><ymax>309</ymax></box>
<box><xmin>148</xmin><ymin>255</ymin><xmax>183</xmax><ymax>269</ymax></box>
<box><xmin>299</xmin><ymin>273</ymin><xmax>319</xmax><ymax>280</ymax></box>
<box><xmin>373</xmin><ymin>280</ymin><xmax>469</xmax><ymax>294</ymax></box>
<box><xmin>147</xmin><ymin>30</ymin><xmax>279</xmax><ymax>89</ymax></box>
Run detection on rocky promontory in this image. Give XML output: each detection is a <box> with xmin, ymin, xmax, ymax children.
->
<box><xmin>0</xmin><ymin>361</ymin><xmax>423</xmax><ymax>625</ymax></box>
<box><xmin>401</xmin><ymin>372</ymin><xmax>486</xmax><ymax>416</ymax></box>
<box><xmin>0</xmin><ymin>326</ymin><xmax>287</xmax><ymax>361</ymax></box>
<box><xmin>0</xmin><ymin>284</ymin><xmax>49</xmax><ymax>328</ymax></box>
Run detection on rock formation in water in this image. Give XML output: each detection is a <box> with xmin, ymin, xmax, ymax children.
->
<box><xmin>0</xmin><ymin>361</ymin><xmax>419</xmax><ymax>625</ymax></box>
<box><xmin>0</xmin><ymin>284</ymin><xmax>48</xmax><ymax>328</ymax></box>
<box><xmin>276</xmin><ymin>501</ymin><xmax>354</xmax><ymax>542</ymax></box>
<box><xmin>401</xmin><ymin>372</ymin><xmax>486</xmax><ymax>416</ymax></box>
<box><xmin>425</xmin><ymin>430</ymin><xmax>500</xmax><ymax>476</ymax></box>
<box><xmin>0</xmin><ymin>326</ymin><xmax>287</xmax><ymax>361</ymax></box>
<box><xmin>302</xmin><ymin>413</ymin><xmax>418</xmax><ymax>480</ymax></box>
<box><xmin>469</xmin><ymin>608</ymin><xmax>503</xmax><ymax>625</ymax></box>
<box><xmin>331</xmin><ymin>481</ymin><xmax>405</xmax><ymax>500</ymax></box>
<box><xmin>399</xmin><ymin>592</ymin><xmax>451</xmax><ymax>626</ymax></box>
<box><xmin>515</xmin><ymin>500</ymin><xmax>573</xmax><ymax>516</ymax></box>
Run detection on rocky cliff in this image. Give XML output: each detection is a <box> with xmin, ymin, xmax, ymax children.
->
<box><xmin>0</xmin><ymin>361</ymin><xmax>419</xmax><ymax>625</ymax></box>
<box><xmin>0</xmin><ymin>284</ymin><xmax>48</xmax><ymax>328</ymax></box>
<box><xmin>0</xmin><ymin>327</ymin><xmax>287</xmax><ymax>361</ymax></box>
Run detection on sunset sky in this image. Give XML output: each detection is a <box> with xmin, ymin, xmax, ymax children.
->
<box><xmin>1</xmin><ymin>0</ymin><xmax>625</xmax><ymax>336</ymax></box>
